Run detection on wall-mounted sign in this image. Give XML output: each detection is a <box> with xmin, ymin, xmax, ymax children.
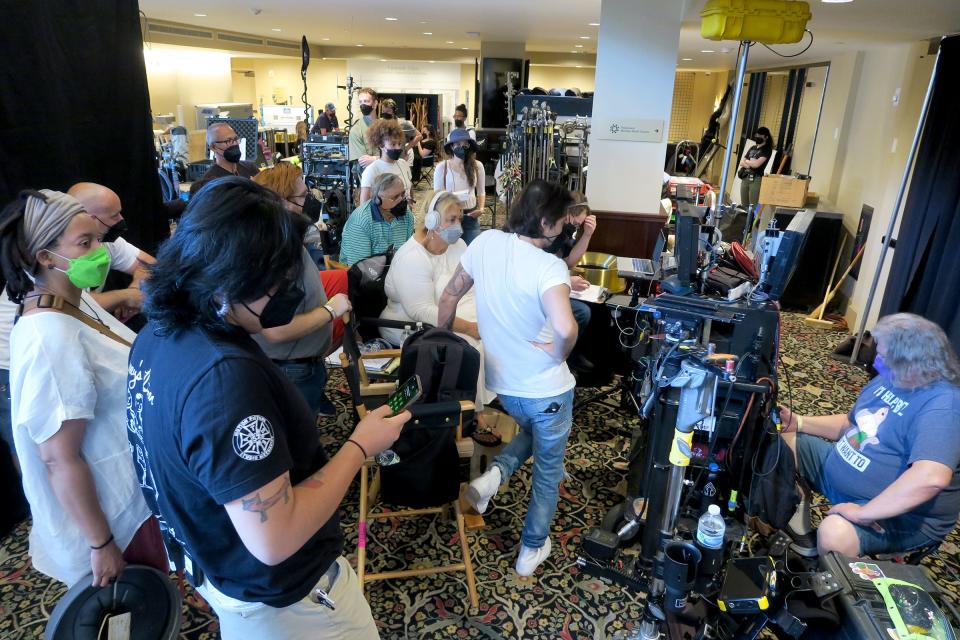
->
<box><xmin>595</xmin><ymin>118</ymin><xmax>664</xmax><ymax>142</ymax></box>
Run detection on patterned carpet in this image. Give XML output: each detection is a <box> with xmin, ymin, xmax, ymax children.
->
<box><xmin>4</xmin><ymin>312</ymin><xmax>960</xmax><ymax>639</ymax></box>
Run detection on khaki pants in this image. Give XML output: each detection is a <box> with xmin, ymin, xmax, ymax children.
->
<box><xmin>197</xmin><ymin>556</ymin><xmax>379</xmax><ymax>640</ymax></box>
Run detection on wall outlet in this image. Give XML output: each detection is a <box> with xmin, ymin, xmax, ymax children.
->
<box><xmin>891</xmin><ymin>138</ymin><xmax>898</xmax><ymax>154</ymax></box>
<box><xmin>892</xmin><ymin>88</ymin><xmax>901</xmax><ymax>106</ymax></box>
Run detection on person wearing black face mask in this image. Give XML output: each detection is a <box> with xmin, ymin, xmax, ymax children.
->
<box><xmin>738</xmin><ymin>126</ymin><xmax>773</xmax><ymax>211</ymax></box>
<box><xmin>339</xmin><ymin>173</ymin><xmax>414</xmax><ymax>267</ymax></box>
<box><xmin>66</xmin><ymin>182</ymin><xmax>157</xmax><ymax>321</ymax></box>
<box><xmin>435</xmin><ymin>127</ymin><xmax>485</xmax><ymax>244</ymax></box>
<box><xmin>127</xmin><ymin>177</ymin><xmax>408</xmax><ymax>638</ymax></box>
<box><xmin>349</xmin><ymin>87</ymin><xmax>381</xmax><ymax>176</ymax></box>
<box><xmin>190</xmin><ymin>123</ymin><xmax>261</xmax><ymax>197</ymax></box>
<box><xmin>453</xmin><ymin>104</ymin><xmax>477</xmax><ymax>141</ymax></box>
<box><xmin>358</xmin><ymin>118</ymin><xmax>413</xmax><ymax>205</ymax></box>
<box><xmin>251</xmin><ymin>163</ymin><xmax>353</xmax><ymax>417</ymax></box>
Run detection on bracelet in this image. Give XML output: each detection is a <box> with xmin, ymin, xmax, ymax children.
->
<box><xmin>323</xmin><ymin>304</ymin><xmax>336</xmax><ymax>322</ymax></box>
<box><xmin>797</xmin><ymin>415</ymin><xmax>804</xmax><ymax>433</ymax></box>
<box><xmin>90</xmin><ymin>533</ymin><xmax>114</xmax><ymax>550</ymax></box>
<box><xmin>347</xmin><ymin>438</ymin><xmax>368</xmax><ymax>459</ymax></box>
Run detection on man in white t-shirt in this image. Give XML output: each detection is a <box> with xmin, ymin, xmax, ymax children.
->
<box><xmin>438</xmin><ymin>179</ymin><xmax>578</xmax><ymax>577</ymax></box>
<box><xmin>0</xmin><ymin>183</ymin><xmax>156</xmax><ymax>454</ymax></box>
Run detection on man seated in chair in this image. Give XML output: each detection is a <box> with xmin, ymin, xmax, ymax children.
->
<box><xmin>779</xmin><ymin>313</ymin><xmax>960</xmax><ymax>560</ymax></box>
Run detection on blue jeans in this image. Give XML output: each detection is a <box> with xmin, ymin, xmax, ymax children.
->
<box><xmin>796</xmin><ymin>434</ymin><xmax>939</xmax><ymax>555</ymax></box>
<box><xmin>492</xmin><ymin>389</ymin><xmax>574</xmax><ymax>549</ymax></box>
<box><xmin>0</xmin><ymin>368</ymin><xmax>12</xmax><ymax>453</ymax></box>
<box><xmin>462</xmin><ymin>213</ymin><xmax>481</xmax><ymax>245</ymax></box>
<box><xmin>570</xmin><ymin>300</ymin><xmax>591</xmax><ymax>334</ymax></box>
<box><xmin>276</xmin><ymin>360</ymin><xmax>336</xmax><ymax>417</ymax></box>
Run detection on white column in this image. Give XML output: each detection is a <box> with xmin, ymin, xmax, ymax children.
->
<box><xmin>586</xmin><ymin>0</ymin><xmax>685</xmax><ymax>213</ymax></box>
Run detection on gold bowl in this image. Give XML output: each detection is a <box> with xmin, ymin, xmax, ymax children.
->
<box><xmin>573</xmin><ymin>251</ymin><xmax>626</xmax><ymax>293</ymax></box>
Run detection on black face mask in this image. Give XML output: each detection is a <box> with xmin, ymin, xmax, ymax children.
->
<box><xmin>359</xmin><ymin>104</ymin><xmax>374</xmax><ymax>116</ymax></box>
<box><xmin>385</xmin><ymin>148</ymin><xmax>403</xmax><ymax>161</ymax></box>
<box><xmin>381</xmin><ymin>112</ymin><xmax>394</xmax><ymax>119</ymax></box>
<box><xmin>223</xmin><ymin>144</ymin><xmax>242</xmax><ymax>163</ymax></box>
<box><xmin>454</xmin><ymin>118</ymin><xmax>465</xmax><ymax>128</ymax></box>
<box><xmin>453</xmin><ymin>147</ymin><xmax>467</xmax><ymax>160</ymax></box>
<box><xmin>543</xmin><ymin>223</ymin><xmax>578</xmax><ymax>257</ymax></box>
<box><xmin>380</xmin><ymin>197</ymin><xmax>407</xmax><ymax>217</ymax></box>
<box><xmin>754</xmin><ymin>135</ymin><xmax>767</xmax><ymax>146</ymax></box>
<box><xmin>244</xmin><ymin>280</ymin><xmax>305</xmax><ymax>329</ymax></box>
<box><xmin>100</xmin><ymin>218</ymin><xmax>128</xmax><ymax>244</ymax></box>
<box><xmin>300</xmin><ymin>193</ymin><xmax>323</xmax><ymax>221</ymax></box>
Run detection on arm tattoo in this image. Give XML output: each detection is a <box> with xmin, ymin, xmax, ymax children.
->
<box><xmin>242</xmin><ymin>477</ymin><xmax>291</xmax><ymax>523</ymax></box>
<box><xmin>442</xmin><ymin>264</ymin><xmax>475</xmax><ymax>298</ymax></box>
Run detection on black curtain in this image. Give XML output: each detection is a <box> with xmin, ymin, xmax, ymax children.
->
<box><xmin>0</xmin><ymin>0</ymin><xmax>166</xmax><ymax>253</ymax></box>
<box><xmin>879</xmin><ymin>36</ymin><xmax>960</xmax><ymax>349</ymax></box>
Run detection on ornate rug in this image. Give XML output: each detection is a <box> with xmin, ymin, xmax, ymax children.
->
<box><xmin>3</xmin><ymin>313</ymin><xmax>960</xmax><ymax>639</ymax></box>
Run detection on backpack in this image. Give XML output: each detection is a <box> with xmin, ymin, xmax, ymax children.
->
<box><xmin>379</xmin><ymin>328</ymin><xmax>481</xmax><ymax>508</ymax></box>
<box><xmin>746</xmin><ymin>420</ymin><xmax>801</xmax><ymax>535</ymax></box>
<box><xmin>347</xmin><ymin>247</ymin><xmax>394</xmax><ymax>340</ymax></box>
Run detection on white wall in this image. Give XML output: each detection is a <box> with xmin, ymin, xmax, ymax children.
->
<box><xmin>347</xmin><ymin>59</ymin><xmax>464</xmax><ymax>124</ymax></box>
<box><xmin>828</xmin><ymin>42</ymin><xmax>936</xmax><ymax>330</ymax></box>
<box><xmin>587</xmin><ymin>0</ymin><xmax>684</xmax><ymax>213</ymax></box>
<box><xmin>143</xmin><ymin>46</ymin><xmax>234</xmax><ymax>122</ymax></box>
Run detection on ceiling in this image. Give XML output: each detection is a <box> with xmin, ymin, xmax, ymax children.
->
<box><xmin>138</xmin><ymin>0</ymin><xmax>960</xmax><ymax>70</ymax></box>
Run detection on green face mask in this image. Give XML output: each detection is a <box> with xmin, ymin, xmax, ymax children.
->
<box><xmin>49</xmin><ymin>246</ymin><xmax>112</xmax><ymax>289</ymax></box>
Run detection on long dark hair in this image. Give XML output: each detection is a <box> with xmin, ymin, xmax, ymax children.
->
<box><xmin>754</xmin><ymin>127</ymin><xmax>774</xmax><ymax>155</ymax></box>
<box><xmin>144</xmin><ymin>177</ymin><xmax>307</xmax><ymax>335</ymax></box>
<box><xmin>504</xmin><ymin>179</ymin><xmax>573</xmax><ymax>237</ymax></box>
<box><xmin>0</xmin><ymin>189</ymin><xmax>54</xmax><ymax>303</ymax></box>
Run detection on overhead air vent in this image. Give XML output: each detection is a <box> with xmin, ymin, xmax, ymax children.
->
<box><xmin>217</xmin><ymin>33</ymin><xmax>264</xmax><ymax>46</ymax></box>
<box><xmin>147</xmin><ymin>23</ymin><xmax>214</xmax><ymax>39</ymax></box>
<box><xmin>266</xmin><ymin>40</ymin><xmax>299</xmax><ymax>50</ymax></box>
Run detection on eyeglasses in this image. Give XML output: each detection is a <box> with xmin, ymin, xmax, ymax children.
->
<box><xmin>382</xmin><ymin>191</ymin><xmax>406</xmax><ymax>202</ymax></box>
<box><xmin>214</xmin><ymin>136</ymin><xmax>240</xmax><ymax>145</ymax></box>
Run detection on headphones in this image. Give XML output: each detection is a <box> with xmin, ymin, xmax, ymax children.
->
<box><xmin>424</xmin><ymin>190</ymin><xmax>449</xmax><ymax>231</ymax></box>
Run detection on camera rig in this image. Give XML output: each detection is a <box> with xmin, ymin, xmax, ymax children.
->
<box><xmin>577</xmin><ymin>292</ymin><xmax>833</xmax><ymax>639</ymax></box>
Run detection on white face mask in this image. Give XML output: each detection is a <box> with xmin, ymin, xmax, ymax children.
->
<box><xmin>437</xmin><ymin>223</ymin><xmax>463</xmax><ymax>245</ymax></box>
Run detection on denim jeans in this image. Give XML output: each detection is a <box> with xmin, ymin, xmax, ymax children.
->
<box><xmin>0</xmin><ymin>368</ymin><xmax>12</xmax><ymax>453</ymax></box>
<box><xmin>461</xmin><ymin>213</ymin><xmax>481</xmax><ymax>245</ymax></box>
<box><xmin>276</xmin><ymin>360</ymin><xmax>336</xmax><ymax>417</ymax></box>
<box><xmin>492</xmin><ymin>389</ymin><xmax>574</xmax><ymax>549</ymax></box>
<box><xmin>570</xmin><ymin>300</ymin><xmax>591</xmax><ymax>334</ymax></box>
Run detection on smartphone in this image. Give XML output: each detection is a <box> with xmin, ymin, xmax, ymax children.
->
<box><xmin>386</xmin><ymin>374</ymin><xmax>422</xmax><ymax>416</ymax></box>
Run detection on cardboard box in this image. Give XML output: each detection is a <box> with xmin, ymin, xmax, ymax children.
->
<box><xmin>758</xmin><ymin>175</ymin><xmax>810</xmax><ymax>208</ymax></box>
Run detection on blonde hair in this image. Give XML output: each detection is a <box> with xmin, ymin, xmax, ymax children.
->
<box><xmin>418</xmin><ymin>190</ymin><xmax>461</xmax><ymax>229</ymax></box>
<box><xmin>252</xmin><ymin>162</ymin><xmax>303</xmax><ymax>200</ymax></box>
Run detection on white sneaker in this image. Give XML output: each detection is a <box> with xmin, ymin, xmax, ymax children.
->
<box><xmin>515</xmin><ymin>538</ymin><xmax>552</xmax><ymax>577</ymax></box>
<box><xmin>465</xmin><ymin>466</ymin><xmax>501</xmax><ymax>514</ymax></box>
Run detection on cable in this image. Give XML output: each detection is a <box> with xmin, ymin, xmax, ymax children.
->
<box><xmin>759</xmin><ymin>30</ymin><xmax>814</xmax><ymax>59</ymax></box>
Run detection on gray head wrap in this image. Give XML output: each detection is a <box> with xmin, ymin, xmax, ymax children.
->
<box><xmin>23</xmin><ymin>189</ymin><xmax>85</xmax><ymax>258</ymax></box>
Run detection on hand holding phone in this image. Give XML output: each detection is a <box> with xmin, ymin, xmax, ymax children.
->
<box><xmin>386</xmin><ymin>374</ymin><xmax>423</xmax><ymax>416</ymax></box>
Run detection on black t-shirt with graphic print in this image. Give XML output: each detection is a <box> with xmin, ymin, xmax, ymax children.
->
<box><xmin>126</xmin><ymin>322</ymin><xmax>342</xmax><ymax>607</ymax></box>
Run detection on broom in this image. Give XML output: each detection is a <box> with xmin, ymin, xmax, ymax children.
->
<box><xmin>804</xmin><ymin>240</ymin><xmax>864</xmax><ymax>329</ymax></box>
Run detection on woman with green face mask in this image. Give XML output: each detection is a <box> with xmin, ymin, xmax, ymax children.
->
<box><xmin>0</xmin><ymin>189</ymin><xmax>165</xmax><ymax>588</ymax></box>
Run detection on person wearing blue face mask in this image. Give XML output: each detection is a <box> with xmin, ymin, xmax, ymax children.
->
<box><xmin>778</xmin><ymin>313</ymin><xmax>960</xmax><ymax>560</ymax></box>
<box><xmin>379</xmin><ymin>191</ymin><xmax>495</xmax><ymax>414</ymax></box>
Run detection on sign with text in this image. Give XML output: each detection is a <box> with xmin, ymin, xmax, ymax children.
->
<box><xmin>595</xmin><ymin>118</ymin><xmax>664</xmax><ymax>142</ymax></box>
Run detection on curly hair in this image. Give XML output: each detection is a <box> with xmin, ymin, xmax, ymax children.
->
<box><xmin>252</xmin><ymin>161</ymin><xmax>303</xmax><ymax>200</ymax></box>
<box><xmin>366</xmin><ymin>118</ymin><xmax>404</xmax><ymax>150</ymax></box>
<box><xmin>504</xmin><ymin>179</ymin><xmax>573</xmax><ymax>238</ymax></box>
<box><xmin>143</xmin><ymin>177</ymin><xmax>307</xmax><ymax>335</ymax></box>
<box><xmin>873</xmin><ymin>313</ymin><xmax>960</xmax><ymax>388</ymax></box>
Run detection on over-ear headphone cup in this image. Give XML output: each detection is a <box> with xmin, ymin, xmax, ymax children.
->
<box><xmin>425</xmin><ymin>210</ymin><xmax>439</xmax><ymax>230</ymax></box>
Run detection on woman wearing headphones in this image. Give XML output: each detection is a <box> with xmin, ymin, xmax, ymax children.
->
<box><xmin>379</xmin><ymin>191</ymin><xmax>495</xmax><ymax>417</ymax></box>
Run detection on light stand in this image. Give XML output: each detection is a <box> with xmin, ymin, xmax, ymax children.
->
<box><xmin>710</xmin><ymin>41</ymin><xmax>751</xmax><ymax>226</ymax></box>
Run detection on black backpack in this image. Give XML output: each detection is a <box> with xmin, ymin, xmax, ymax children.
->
<box><xmin>380</xmin><ymin>328</ymin><xmax>481</xmax><ymax>508</ymax></box>
<box><xmin>347</xmin><ymin>247</ymin><xmax>394</xmax><ymax>341</ymax></box>
<box><xmin>747</xmin><ymin>422</ymin><xmax>801</xmax><ymax>534</ymax></box>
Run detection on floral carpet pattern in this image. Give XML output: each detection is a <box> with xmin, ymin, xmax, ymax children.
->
<box><xmin>3</xmin><ymin>313</ymin><xmax>960</xmax><ymax>639</ymax></box>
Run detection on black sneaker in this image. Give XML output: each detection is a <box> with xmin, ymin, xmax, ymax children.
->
<box><xmin>785</xmin><ymin>524</ymin><xmax>819</xmax><ymax>558</ymax></box>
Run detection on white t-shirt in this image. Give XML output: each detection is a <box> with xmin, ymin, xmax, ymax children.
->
<box><xmin>9</xmin><ymin>292</ymin><xmax>151</xmax><ymax>585</ymax></box>
<box><xmin>0</xmin><ymin>237</ymin><xmax>144</xmax><ymax>369</ymax></box>
<box><xmin>434</xmin><ymin>160</ymin><xmax>486</xmax><ymax>211</ymax></box>
<box><xmin>360</xmin><ymin>159</ymin><xmax>412</xmax><ymax>199</ymax></box>
<box><xmin>459</xmin><ymin>230</ymin><xmax>575</xmax><ymax>398</ymax></box>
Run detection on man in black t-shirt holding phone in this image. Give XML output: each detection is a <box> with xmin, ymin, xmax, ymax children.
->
<box><xmin>127</xmin><ymin>177</ymin><xmax>409</xmax><ymax>639</ymax></box>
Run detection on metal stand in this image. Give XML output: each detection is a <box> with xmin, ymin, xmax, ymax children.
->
<box><xmin>850</xmin><ymin>43</ymin><xmax>941</xmax><ymax>364</ymax></box>
<box><xmin>712</xmin><ymin>41</ymin><xmax>751</xmax><ymax>224</ymax></box>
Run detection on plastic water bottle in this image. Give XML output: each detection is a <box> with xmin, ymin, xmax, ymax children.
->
<box><xmin>700</xmin><ymin>463</ymin><xmax>721</xmax><ymax>517</ymax></box>
<box><xmin>696</xmin><ymin>504</ymin><xmax>726</xmax><ymax>549</ymax></box>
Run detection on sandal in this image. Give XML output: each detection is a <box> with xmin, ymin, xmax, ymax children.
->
<box><xmin>471</xmin><ymin>422</ymin><xmax>502</xmax><ymax>447</ymax></box>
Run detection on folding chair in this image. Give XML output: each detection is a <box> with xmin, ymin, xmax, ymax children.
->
<box><xmin>356</xmin><ymin>399</ymin><xmax>480</xmax><ymax>610</ymax></box>
<box><xmin>417</xmin><ymin>154</ymin><xmax>435</xmax><ymax>188</ymax></box>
